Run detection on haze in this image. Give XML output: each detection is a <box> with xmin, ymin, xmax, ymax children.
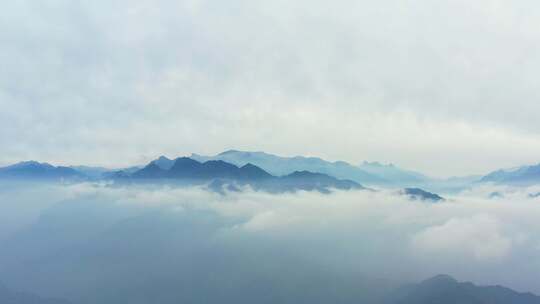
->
<box><xmin>2</xmin><ymin>0</ymin><xmax>540</xmax><ymax>176</ymax></box>
<box><xmin>2</xmin><ymin>183</ymin><xmax>540</xmax><ymax>303</ymax></box>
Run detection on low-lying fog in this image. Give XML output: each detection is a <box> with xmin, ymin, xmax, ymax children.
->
<box><xmin>1</xmin><ymin>182</ymin><xmax>540</xmax><ymax>303</ymax></box>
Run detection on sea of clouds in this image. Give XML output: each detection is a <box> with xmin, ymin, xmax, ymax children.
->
<box><xmin>0</xmin><ymin>182</ymin><xmax>539</xmax><ymax>303</ymax></box>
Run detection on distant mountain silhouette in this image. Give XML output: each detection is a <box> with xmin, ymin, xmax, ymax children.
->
<box><xmin>100</xmin><ymin>166</ymin><xmax>142</xmax><ymax>179</ymax></box>
<box><xmin>132</xmin><ymin>162</ymin><xmax>166</xmax><ymax>178</ymax></box>
<box><xmin>191</xmin><ymin>150</ymin><xmax>496</xmax><ymax>191</ymax></box>
<box><xmin>68</xmin><ymin>166</ymin><xmax>110</xmax><ymax>179</ymax></box>
<box><xmin>529</xmin><ymin>192</ymin><xmax>540</xmax><ymax>198</ymax></box>
<box><xmin>0</xmin><ymin>282</ymin><xmax>72</xmax><ymax>304</ymax></box>
<box><xmin>359</xmin><ymin>161</ymin><xmax>429</xmax><ymax>184</ymax></box>
<box><xmin>402</xmin><ymin>188</ymin><xmax>445</xmax><ymax>202</ymax></box>
<box><xmin>239</xmin><ymin>163</ymin><xmax>275</xmax><ymax>180</ymax></box>
<box><xmin>481</xmin><ymin>164</ymin><xmax>540</xmax><ymax>185</ymax></box>
<box><xmin>126</xmin><ymin>157</ymin><xmax>362</xmax><ymax>193</ymax></box>
<box><xmin>0</xmin><ymin>161</ymin><xmax>83</xmax><ymax>180</ymax></box>
<box><xmin>194</xmin><ymin>160</ymin><xmax>246</xmax><ymax>179</ymax></box>
<box><xmin>152</xmin><ymin>156</ymin><xmax>176</xmax><ymax>170</ymax></box>
<box><xmin>167</xmin><ymin>157</ymin><xmax>203</xmax><ymax>178</ymax></box>
<box><xmin>163</xmin><ymin>158</ymin><xmax>273</xmax><ymax>180</ymax></box>
<box><xmin>0</xmin><ymin>150</ymin><xmax>490</xmax><ymax>191</ymax></box>
<box><xmin>132</xmin><ymin>157</ymin><xmax>274</xmax><ymax>181</ymax></box>
<box><xmin>386</xmin><ymin>274</ymin><xmax>540</xmax><ymax>304</ymax></box>
<box><xmin>191</xmin><ymin>150</ymin><xmax>388</xmax><ymax>185</ymax></box>
<box><xmin>0</xmin><ymin>156</ymin><xmax>365</xmax><ymax>193</ymax></box>
<box><xmin>258</xmin><ymin>171</ymin><xmax>364</xmax><ymax>193</ymax></box>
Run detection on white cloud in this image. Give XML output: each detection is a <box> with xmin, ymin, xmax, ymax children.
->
<box><xmin>411</xmin><ymin>215</ymin><xmax>512</xmax><ymax>262</ymax></box>
<box><xmin>2</xmin><ymin>182</ymin><xmax>540</xmax><ymax>297</ymax></box>
<box><xmin>2</xmin><ymin>0</ymin><xmax>540</xmax><ymax>176</ymax></box>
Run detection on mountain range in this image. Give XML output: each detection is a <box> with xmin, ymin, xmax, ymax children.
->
<box><xmin>2</xmin><ymin>269</ymin><xmax>537</xmax><ymax>304</ymax></box>
<box><xmin>191</xmin><ymin>150</ymin><xmax>430</xmax><ymax>186</ymax></box>
<box><xmin>481</xmin><ymin>163</ymin><xmax>540</xmax><ymax>185</ymax></box>
<box><xmin>0</xmin><ymin>161</ymin><xmax>83</xmax><ymax>180</ymax></box>
<box><xmin>120</xmin><ymin>157</ymin><xmax>363</xmax><ymax>193</ymax></box>
<box><xmin>401</xmin><ymin>188</ymin><xmax>445</xmax><ymax>202</ymax></box>
<box><xmin>4</xmin><ymin>150</ymin><xmax>540</xmax><ymax>192</ymax></box>
<box><xmin>386</xmin><ymin>274</ymin><xmax>540</xmax><ymax>304</ymax></box>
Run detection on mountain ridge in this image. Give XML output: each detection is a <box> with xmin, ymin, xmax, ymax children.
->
<box><xmin>481</xmin><ymin>163</ymin><xmax>540</xmax><ymax>185</ymax></box>
<box><xmin>191</xmin><ymin>150</ymin><xmax>432</xmax><ymax>186</ymax></box>
<box><xmin>125</xmin><ymin>157</ymin><xmax>364</xmax><ymax>193</ymax></box>
<box><xmin>0</xmin><ymin>161</ymin><xmax>83</xmax><ymax>180</ymax></box>
<box><xmin>386</xmin><ymin>274</ymin><xmax>540</xmax><ymax>304</ymax></box>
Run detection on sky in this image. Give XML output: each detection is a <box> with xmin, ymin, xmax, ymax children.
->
<box><xmin>1</xmin><ymin>0</ymin><xmax>540</xmax><ymax>177</ymax></box>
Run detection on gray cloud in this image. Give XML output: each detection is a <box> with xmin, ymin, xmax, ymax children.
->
<box><xmin>2</xmin><ymin>0</ymin><xmax>540</xmax><ymax>176</ymax></box>
<box><xmin>2</xmin><ymin>183</ymin><xmax>540</xmax><ymax>298</ymax></box>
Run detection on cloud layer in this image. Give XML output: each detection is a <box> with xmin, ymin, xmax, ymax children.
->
<box><xmin>1</xmin><ymin>182</ymin><xmax>540</xmax><ymax>302</ymax></box>
<box><xmin>2</xmin><ymin>0</ymin><xmax>540</xmax><ymax>176</ymax></box>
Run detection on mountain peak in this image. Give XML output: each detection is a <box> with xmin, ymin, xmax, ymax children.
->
<box><xmin>362</xmin><ymin>161</ymin><xmax>395</xmax><ymax>168</ymax></box>
<box><xmin>218</xmin><ymin>149</ymin><xmax>242</xmax><ymax>155</ymax></box>
<box><xmin>0</xmin><ymin>161</ymin><xmax>82</xmax><ymax>180</ymax></box>
<box><xmin>393</xmin><ymin>274</ymin><xmax>540</xmax><ymax>304</ymax></box>
<box><xmin>481</xmin><ymin>163</ymin><xmax>540</xmax><ymax>185</ymax></box>
<box><xmin>151</xmin><ymin>156</ymin><xmax>175</xmax><ymax>170</ymax></box>
<box><xmin>239</xmin><ymin>163</ymin><xmax>273</xmax><ymax>179</ymax></box>
<box><xmin>287</xmin><ymin>170</ymin><xmax>324</xmax><ymax>178</ymax></box>
<box><xmin>241</xmin><ymin>163</ymin><xmax>260</xmax><ymax>169</ymax></box>
<box><xmin>403</xmin><ymin>188</ymin><xmax>445</xmax><ymax>202</ymax></box>
<box><xmin>423</xmin><ymin>274</ymin><xmax>458</xmax><ymax>285</ymax></box>
<box><xmin>191</xmin><ymin>150</ymin><xmax>388</xmax><ymax>185</ymax></box>
<box><xmin>217</xmin><ymin>150</ymin><xmax>269</xmax><ymax>157</ymax></box>
<box><xmin>132</xmin><ymin>162</ymin><xmax>165</xmax><ymax>178</ymax></box>
<box><xmin>9</xmin><ymin>160</ymin><xmax>54</xmax><ymax>169</ymax></box>
<box><xmin>170</xmin><ymin>157</ymin><xmax>202</xmax><ymax>168</ymax></box>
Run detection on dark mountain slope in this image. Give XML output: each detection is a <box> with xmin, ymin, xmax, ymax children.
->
<box><xmin>191</xmin><ymin>150</ymin><xmax>387</xmax><ymax>185</ymax></box>
<box><xmin>152</xmin><ymin>156</ymin><xmax>176</xmax><ymax>170</ymax></box>
<box><xmin>132</xmin><ymin>163</ymin><xmax>166</xmax><ymax>178</ymax></box>
<box><xmin>402</xmin><ymin>188</ymin><xmax>445</xmax><ymax>202</ymax></box>
<box><xmin>481</xmin><ymin>164</ymin><xmax>540</xmax><ymax>185</ymax></box>
<box><xmin>128</xmin><ymin>158</ymin><xmax>363</xmax><ymax>193</ymax></box>
<box><xmin>0</xmin><ymin>161</ymin><xmax>83</xmax><ymax>180</ymax></box>
<box><xmin>167</xmin><ymin>157</ymin><xmax>205</xmax><ymax>178</ymax></box>
<box><xmin>387</xmin><ymin>275</ymin><xmax>540</xmax><ymax>304</ymax></box>
<box><xmin>243</xmin><ymin>171</ymin><xmax>364</xmax><ymax>194</ymax></box>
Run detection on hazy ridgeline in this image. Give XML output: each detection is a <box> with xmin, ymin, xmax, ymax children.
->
<box><xmin>1</xmin><ymin>182</ymin><xmax>540</xmax><ymax>303</ymax></box>
<box><xmin>3</xmin><ymin>0</ymin><xmax>540</xmax><ymax>302</ymax></box>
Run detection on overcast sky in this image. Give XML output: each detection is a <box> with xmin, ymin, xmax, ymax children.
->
<box><xmin>1</xmin><ymin>0</ymin><xmax>540</xmax><ymax>177</ymax></box>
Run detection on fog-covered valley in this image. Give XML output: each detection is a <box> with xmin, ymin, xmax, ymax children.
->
<box><xmin>4</xmin><ymin>0</ymin><xmax>540</xmax><ymax>302</ymax></box>
<box><xmin>1</xmin><ymin>182</ymin><xmax>540</xmax><ymax>303</ymax></box>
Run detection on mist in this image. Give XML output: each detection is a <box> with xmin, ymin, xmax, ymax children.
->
<box><xmin>3</xmin><ymin>0</ymin><xmax>540</xmax><ymax>176</ymax></box>
<box><xmin>1</xmin><ymin>182</ymin><xmax>540</xmax><ymax>303</ymax></box>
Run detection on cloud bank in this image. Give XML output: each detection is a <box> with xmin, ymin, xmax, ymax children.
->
<box><xmin>2</xmin><ymin>0</ymin><xmax>540</xmax><ymax>176</ymax></box>
<box><xmin>1</xmin><ymin>182</ymin><xmax>540</xmax><ymax>303</ymax></box>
